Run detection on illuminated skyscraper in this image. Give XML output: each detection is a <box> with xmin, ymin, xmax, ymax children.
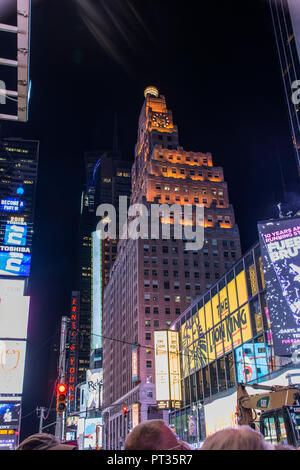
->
<box><xmin>270</xmin><ymin>0</ymin><xmax>300</xmax><ymax>178</ymax></box>
<box><xmin>102</xmin><ymin>87</ymin><xmax>241</xmax><ymax>449</ymax></box>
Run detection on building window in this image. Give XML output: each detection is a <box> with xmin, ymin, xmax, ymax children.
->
<box><xmin>153</xmin><ymin>307</ymin><xmax>159</xmax><ymax>314</ymax></box>
<box><xmin>165</xmin><ymin>308</ymin><xmax>171</xmax><ymax>315</ymax></box>
<box><xmin>145</xmin><ymin>320</ymin><xmax>151</xmax><ymax>327</ymax></box>
<box><xmin>146</xmin><ymin>360</ymin><xmax>152</xmax><ymax>368</ymax></box>
<box><xmin>145</xmin><ymin>333</ymin><xmax>151</xmax><ymax>341</ymax></box>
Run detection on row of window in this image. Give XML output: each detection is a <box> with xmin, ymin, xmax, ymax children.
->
<box><xmin>145</xmin><ymin>306</ymin><xmax>181</xmax><ymax>315</ymax></box>
<box><xmin>144</xmin><ymin>293</ymin><xmax>192</xmax><ymax>303</ymax></box>
<box><xmin>159</xmin><ymin>166</ymin><xmax>221</xmax><ymax>179</ymax></box>
<box><xmin>155</xmin><ymin>184</ymin><xmax>223</xmax><ymax>196</ymax></box>
<box><xmin>156</xmin><ymin>153</ymin><xmax>210</xmax><ymax>166</ymax></box>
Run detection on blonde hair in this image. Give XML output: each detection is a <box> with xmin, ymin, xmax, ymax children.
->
<box><xmin>125</xmin><ymin>419</ymin><xmax>173</xmax><ymax>450</ymax></box>
<box><xmin>201</xmin><ymin>426</ymin><xmax>274</xmax><ymax>451</ymax></box>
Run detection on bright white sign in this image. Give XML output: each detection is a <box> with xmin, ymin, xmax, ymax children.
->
<box><xmin>0</xmin><ymin>296</ymin><xmax>30</xmax><ymax>339</ymax></box>
<box><xmin>0</xmin><ymin>340</ymin><xmax>27</xmax><ymax>395</ymax></box>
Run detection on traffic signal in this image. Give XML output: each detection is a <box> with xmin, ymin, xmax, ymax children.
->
<box><xmin>122</xmin><ymin>405</ymin><xmax>128</xmax><ymax>418</ymax></box>
<box><xmin>56</xmin><ymin>383</ymin><xmax>67</xmax><ymax>415</ymax></box>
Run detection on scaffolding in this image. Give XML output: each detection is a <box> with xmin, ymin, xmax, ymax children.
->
<box><xmin>0</xmin><ymin>0</ymin><xmax>31</xmax><ymax>122</ymax></box>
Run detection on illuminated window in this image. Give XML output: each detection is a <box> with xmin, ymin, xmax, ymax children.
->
<box><xmin>175</xmin><ymin>295</ymin><xmax>181</xmax><ymax>303</ymax></box>
<box><xmin>174</xmin><ymin>186</ymin><xmax>180</xmax><ymax>192</ymax></box>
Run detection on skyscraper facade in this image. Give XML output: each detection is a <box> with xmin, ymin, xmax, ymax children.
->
<box><xmin>102</xmin><ymin>87</ymin><xmax>241</xmax><ymax>449</ymax></box>
<box><xmin>270</xmin><ymin>0</ymin><xmax>300</xmax><ymax>178</ymax></box>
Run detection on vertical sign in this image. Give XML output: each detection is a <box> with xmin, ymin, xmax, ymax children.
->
<box><xmin>154</xmin><ymin>330</ymin><xmax>182</xmax><ymax>408</ymax></box>
<box><xmin>258</xmin><ymin>217</ymin><xmax>300</xmax><ymax>355</ymax></box>
<box><xmin>67</xmin><ymin>291</ymin><xmax>80</xmax><ymax>412</ymax></box>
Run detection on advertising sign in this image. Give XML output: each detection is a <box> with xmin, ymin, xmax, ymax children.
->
<box><xmin>0</xmin><ymin>340</ymin><xmax>26</xmax><ymax>395</ymax></box>
<box><xmin>0</xmin><ymin>434</ymin><xmax>18</xmax><ymax>450</ymax></box>
<box><xmin>154</xmin><ymin>330</ymin><xmax>182</xmax><ymax>407</ymax></box>
<box><xmin>4</xmin><ymin>224</ymin><xmax>27</xmax><ymax>246</ymax></box>
<box><xmin>0</xmin><ymin>279</ymin><xmax>24</xmax><ymax>297</ymax></box>
<box><xmin>0</xmin><ymin>295</ymin><xmax>30</xmax><ymax>339</ymax></box>
<box><xmin>67</xmin><ymin>292</ymin><xmax>80</xmax><ymax>412</ymax></box>
<box><xmin>132</xmin><ymin>345</ymin><xmax>138</xmax><ymax>382</ymax></box>
<box><xmin>258</xmin><ymin>217</ymin><xmax>300</xmax><ymax>355</ymax></box>
<box><xmin>0</xmin><ymin>402</ymin><xmax>21</xmax><ymax>428</ymax></box>
<box><xmin>154</xmin><ymin>330</ymin><xmax>170</xmax><ymax>404</ymax></box>
<box><xmin>235</xmin><ymin>342</ymin><xmax>270</xmax><ymax>383</ymax></box>
<box><xmin>0</xmin><ymin>251</ymin><xmax>31</xmax><ymax>276</ymax></box>
<box><xmin>0</xmin><ymin>199</ymin><xmax>25</xmax><ymax>213</ymax></box>
<box><xmin>83</xmin><ymin>417</ymin><xmax>103</xmax><ymax>450</ymax></box>
<box><xmin>180</xmin><ymin>270</ymin><xmax>252</xmax><ymax>377</ymax></box>
<box><xmin>86</xmin><ymin>369</ymin><xmax>103</xmax><ymax>411</ymax></box>
<box><xmin>91</xmin><ymin>231</ymin><xmax>102</xmax><ymax>350</ymax></box>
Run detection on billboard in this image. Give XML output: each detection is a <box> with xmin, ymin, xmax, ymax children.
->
<box><xmin>67</xmin><ymin>291</ymin><xmax>80</xmax><ymax>412</ymax></box>
<box><xmin>0</xmin><ymin>279</ymin><xmax>24</xmax><ymax>297</ymax></box>
<box><xmin>83</xmin><ymin>417</ymin><xmax>103</xmax><ymax>450</ymax></box>
<box><xmin>258</xmin><ymin>217</ymin><xmax>300</xmax><ymax>355</ymax></box>
<box><xmin>91</xmin><ymin>231</ymin><xmax>102</xmax><ymax>350</ymax></box>
<box><xmin>0</xmin><ymin>295</ymin><xmax>30</xmax><ymax>339</ymax></box>
<box><xmin>0</xmin><ymin>0</ymin><xmax>31</xmax><ymax>122</ymax></box>
<box><xmin>235</xmin><ymin>342</ymin><xmax>270</xmax><ymax>383</ymax></box>
<box><xmin>0</xmin><ymin>340</ymin><xmax>27</xmax><ymax>395</ymax></box>
<box><xmin>0</xmin><ymin>402</ymin><xmax>21</xmax><ymax>428</ymax></box>
<box><xmin>132</xmin><ymin>345</ymin><xmax>138</xmax><ymax>382</ymax></box>
<box><xmin>180</xmin><ymin>270</ymin><xmax>252</xmax><ymax>377</ymax></box>
<box><xmin>154</xmin><ymin>330</ymin><xmax>182</xmax><ymax>408</ymax></box>
<box><xmin>0</xmin><ymin>198</ymin><xmax>25</xmax><ymax>213</ymax></box>
<box><xmin>0</xmin><ymin>251</ymin><xmax>31</xmax><ymax>276</ymax></box>
<box><xmin>4</xmin><ymin>224</ymin><xmax>27</xmax><ymax>246</ymax></box>
<box><xmin>86</xmin><ymin>369</ymin><xmax>103</xmax><ymax>411</ymax></box>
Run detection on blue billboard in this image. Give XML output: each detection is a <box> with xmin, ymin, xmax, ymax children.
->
<box><xmin>0</xmin><ymin>199</ymin><xmax>25</xmax><ymax>213</ymax></box>
<box><xmin>235</xmin><ymin>343</ymin><xmax>270</xmax><ymax>384</ymax></box>
<box><xmin>4</xmin><ymin>224</ymin><xmax>27</xmax><ymax>246</ymax></box>
<box><xmin>0</xmin><ymin>252</ymin><xmax>31</xmax><ymax>277</ymax></box>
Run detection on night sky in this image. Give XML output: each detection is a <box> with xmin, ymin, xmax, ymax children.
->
<box><xmin>1</xmin><ymin>0</ymin><xmax>299</xmax><ymax>440</ymax></box>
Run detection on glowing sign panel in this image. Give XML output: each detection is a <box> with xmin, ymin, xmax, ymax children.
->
<box><xmin>258</xmin><ymin>217</ymin><xmax>300</xmax><ymax>355</ymax></box>
<box><xmin>0</xmin><ymin>252</ymin><xmax>31</xmax><ymax>276</ymax></box>
<box><xmin>0</xmin><ymin>295</ymin><xmax>30</xmax><ymax>339</ymax></box>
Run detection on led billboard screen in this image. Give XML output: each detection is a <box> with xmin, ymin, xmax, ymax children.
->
<box><xmin>0</xmin><ymin>198</ymin><xmax>25</xmax><ymax>213</ymax></box>
<box><xmin>0</xmin><ymin>340</ymin><xmax>27</xmax><ymax>395</ymax></box>
<box><xmin>258</xmin><ymin>217</ymin><xmax>300</xmax><ymax>355</ymax></box>
<box><xmin>235</xmin><ymin>342</ymin><xmax>270</xmax><ymax>383</ymax></box>
<box><xmin>0</xmin><ymin>279</ymin><xmax>25</xmax><ymax>297</ymax></box>
<box><xmin>0</xmin><ymin>251</ymin><xmax>31</xmax><ymax>276</ymax></box>
<box><xmin>0</xmin><ymin>296</ymin><xmax>30</xmax><ymax>339</ymax></box>
<box><xmin>0</xmin><ymin>402</ymin><xmax>21</xmax><ymax>428</ymax></box>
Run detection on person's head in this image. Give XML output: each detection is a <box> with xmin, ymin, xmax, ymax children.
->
<box><xmin>201</xmin><ymin>425</ymin><xmax>274</xmax><ymax>451</ymax></box>
<box><xmin>124</xmin><ymin>419</ymin><xmax>191</xmax><ymax>451</ymax></box>
<box><xmin>17</xmin><ymin>433</ymin><xmax>77</xmax><ymax>450</ymax></box>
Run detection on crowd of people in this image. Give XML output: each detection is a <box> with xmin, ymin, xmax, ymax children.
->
<box><xmin>16</xmin><ymin>419</ymin><xmax>299</xmax><ymax>451</ymax></box>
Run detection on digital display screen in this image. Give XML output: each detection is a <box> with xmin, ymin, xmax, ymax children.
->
<box><xmin>0</xmin><ymin>252</ymin><xmax>31</xmax><ymax>277</ymax></box>
<box><xmin>0</xmin><ymin>199</ymin><xmax>25</xmax><ymax>213</ymax></box>
<box><xmin>258</xmin><ymin>218</ymin><xmax>300</xmax><ymax>355</ymax></box>
<box><xmin>235</xmin><ymin>343</ymin><xmax>270</xmax><ymax>383</ymax></box>
<box><xmin>0</xmin><ymin>340</ymin><xmax>27</xmax><ymax>395</ymax></box>
<box><xmin>4</xmin><ymin>224</ymin><xmax>27</xmax><ymax>246</ymax></box>
<box><xmin>0</xmin><ymin>402</ymin><xmax>21</xmax><ymax>427</ymax></box>
<box><xmin>0</xmin><ymin>279</ymin><xmax>25</xmax><ymax>297</ymax></box>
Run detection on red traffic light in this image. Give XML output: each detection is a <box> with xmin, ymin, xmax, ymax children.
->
<box><xmin>57</xmin><ymin>383</ymin><xmax>67</xmax><ymax>394</ymax></box>
<box><xmin>123</xmin><ymin>406</ymin><xmax>128</xmax><ymax>412</ymax></box>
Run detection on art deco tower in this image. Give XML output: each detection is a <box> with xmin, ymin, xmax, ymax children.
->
<box><xmin>102</xmin><ymin>87</ymin><xmax>241</xmax><ymax>450</ymax></box>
